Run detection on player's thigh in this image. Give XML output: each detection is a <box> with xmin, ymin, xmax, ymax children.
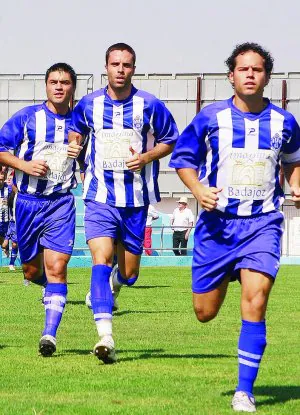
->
<box><xmin>116</xmin><ymin>242</ymin><xmax>141</xmax><ymax>278</ymax></box>
<box><xmin>88</xmin><ymin>237</ymin><xmax>115</xmax><ymax>265</ymax></box>
<box><xmin>15</xmin><ymin>194</ymin><xmax>45</xmax><ymax>263</ymax></box>
<box><xmin>119</xmin><ymin>206</ymin><xmax>147</xmax><ymax>257</ymax></box>
<box><xmin>22</xmin><ymin>252</ymin><xmax>44</xmax><ymax>279</ymax></box>
<box><xmin>43</xmin><ymin>249</ymin><xmax>71</xmax><ymax>282</ymax></box>
<box><xmin>193</xmin><ymin>276</ymin><xmax>230</xmax><ymax>322</ymax></box>
<box><xmin>240</xmin><ymin>268</ymin><xmax>274</xmax><ymax>321</ymax></box>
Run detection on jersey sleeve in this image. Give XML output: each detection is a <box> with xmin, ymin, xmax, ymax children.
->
<box><xmin>0</xmin><ymin>110</ymin><xmax>27</xmax><ymax>152</ymax></box>
<box><xmin>169</xmin><ymin>109</ymin><xmax>210</xmax><ymax>170</ymax></box>
<box><xmin>152</xmin><ymin>100</ymin><xmax>179</xmax><ymax>145</ymax></box>
<box><xmin>69</xmin><ymin>97</ymin><xmax>90</xmax><ymax>137</ymax></box>
<box><xmin>281</xmin><ymin>114</ymin><xmax>300</xmax><ymax>164</ymax></box>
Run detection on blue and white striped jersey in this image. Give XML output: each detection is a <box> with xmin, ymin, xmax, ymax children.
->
<box><xmin>0</xmin><ymin>183</ymin><xmax>11</xmax><ymax>222</ymax></box>
<box><xmin>0</xmin><ymin>103</ymin><xmax>76</xmax><ymax>196</ymax></box>
<box><xmin>70</xmin><ymin>86</ymin><xmax>178</xmax><ymax>207</ymax></box>
<box><xmin>169</xmin><ymin>97</ymin><xmax>300</xmax><ymax>216</ymax></box>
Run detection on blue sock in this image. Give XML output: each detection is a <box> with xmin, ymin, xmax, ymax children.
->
<box><xmin>91</xmin><ymin>264</ymin><xmax>113</xmax><ymax>320</ymax></box>
<box><xmin>117</xmin><ymin>269</ymin><xmax>138</xmax><ymax>286</ymax></box>
<box><xmin>236</xmin><ymin>319</ymin><xmax>267</xmax><ymax>396</ymax></box>
<box><xmin>9</xmin><ymin>247</ymin><xmax>18</xmax><ymax>265</ymax></box>
<box><xmin>42</xmin><ymin>283</ymin><xmax>67</xmax><ymax>338</ymax></box>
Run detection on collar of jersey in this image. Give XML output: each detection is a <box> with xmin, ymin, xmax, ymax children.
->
<box><xmin>42</xmin><ymin>102</ymin><xmax>71</xmax><ymax>120</ymax></box>
<box><xmin>104</xmin><ymin>85</ymin><xmax>138</xmax><ymax>106</ymax></box>
<box><xmin>228</xmin><ymin>96</ymin><xmax>271</xmax><ymax>120</ymax></box>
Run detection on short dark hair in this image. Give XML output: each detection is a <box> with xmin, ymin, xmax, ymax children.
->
<box><xmin>225</xmin><ymin>42</ymin><xmax>274</xmax><ymax>75</ymax></box>
<box><xmin>45</xmin><ymin>62</ymin><xmax>77</xmax><ymax>88</ymax></box>
<box><xmin>105</xmin><ymin>43</ymin><xmax>136</xmax><ymax>65</ymax></box>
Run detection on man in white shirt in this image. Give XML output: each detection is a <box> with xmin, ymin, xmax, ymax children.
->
<box><xmin>171</xmin><ymin>197</ymin><xmax>194</xmax><ymax>256</ymax></box>
<box><xmin>144</xmin><ymin>204</ymin><xmax>159</xmax><ymax>255</ymax></box>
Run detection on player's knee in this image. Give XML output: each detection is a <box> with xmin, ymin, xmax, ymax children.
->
<box><xmin>22</xmin><ymin>265</ymin><xmax>41</xmax><ymax>281</ymax></box>
<box><xmin>118</xmin><ymin>269</ymin><xmax>139</xmax><ymax>286</ymax></box>
<box><xmin>194</xmin><ymin>306</ymin><xmax>218</xmax><ymax>323</ymax></box>
<box><xmin>46</xmin><ymin>260</ymin><xmax>67</xmax><ymax>280</ymax></box>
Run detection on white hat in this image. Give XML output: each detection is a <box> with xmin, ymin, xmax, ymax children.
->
<box><xmin>177</xmin><ymin>196</ymin><xmax>188</xmax><ymax>204</ymax></box>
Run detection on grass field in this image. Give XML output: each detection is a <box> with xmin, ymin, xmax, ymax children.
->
<box><xmin>0</xmin><ymin>265</ymin><xmax>299</xmax><ymax>415</ymax></box>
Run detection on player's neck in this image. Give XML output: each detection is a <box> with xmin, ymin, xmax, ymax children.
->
<box><xmin>233</xmin><ymin>94</ymin><xmax>266</xmax><ymax>113</ymax></box>
<box><xmin>46</xmin><ymin>101</ymin><xmax>70</xmax><ymax>116</ymax></box>
<box><xmin>107</xmin><ymin>84</ymin><xmax>132</xmax><ymax>101</ymax></box>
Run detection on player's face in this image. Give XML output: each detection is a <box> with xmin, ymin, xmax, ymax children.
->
<box><xmin>229</xmin><ymin>51</ymin><xmax>269</xmax><ymax>98</ymax></box>
<box><xmin>46</xmin><ymin>71</ymin><xmax>74</xmax><ymax>107</ymax></box>
<box><xmin>106</xmin><ymin>50</ymin><xmax>135</xmax><ymax>91</ymax></box>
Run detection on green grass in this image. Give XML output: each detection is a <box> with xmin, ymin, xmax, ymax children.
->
<box><xmin>0</xmin><ymin>265</ymin><xmax>299</xmax><ymax>414</ymax></box>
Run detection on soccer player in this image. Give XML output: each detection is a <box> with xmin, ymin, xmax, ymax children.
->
<box><xmin>169</xmin><ymin>42</ymin><xmax>300</xmax><ymax>412</ymax></box>
<box><xmin>0</xmin><ymin>166</ymin><xmax>11</xmax><ymax>250</ymax></box>
<box><xmin>68</xmin><ymin>42</ymin><xmax>178</xmax><ymax>364</ymax></box>
<box><xmin>2</xmin><ymin>184</ymin><xmax>19</xmax><ymax>272</ymax></box>
<box><xmin>0</xmin><ymin>63</ymin><xmax>77</xmax><ymax>357</ymax></box>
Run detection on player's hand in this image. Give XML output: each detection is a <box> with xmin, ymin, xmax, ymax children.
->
<box><xmin>290</xmin><ymin>186</ymin><xmax>300</xmax><ymax>209</ymax></box>
<box><xmin>68</xmin><ymin>132</ymin><xmax>82</xmax><ymax>145</ymax></box>
<box><xmin>22</xmin><ymin>160</ymin><xmax>48</xmax><ymax>177</ymax></box>
<box><xmin>67</xmin><ymin>141</ymin><xmax>83</xmax><ymax>159</ymax></box>
<box><xmin>196</xmin><ymin>187</ymin><xmax>222</xmax><ymax>211</ymax></box>
<box><xmin>126</xmin><ymin>146</ymin><xmax>146</xmax><ymax>172</ymax></box>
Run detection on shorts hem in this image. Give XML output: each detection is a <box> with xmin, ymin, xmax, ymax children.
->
<box><xmin>234</xmin><ymin>265</ymin><xmax>277</xmax><ymax>279</ymax></box>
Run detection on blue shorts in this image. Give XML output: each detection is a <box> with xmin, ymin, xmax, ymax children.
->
<box><xmin>0</xmin><ymin>221</ymin><xmax>9</xmax><ymax>238</ymax></box>
<box><xmin>5</xmin><ymin>220</ymin><xmax>17</xmax><ymax>243</ymax></box>
<box><xmin>15</xmin><ymin>192</ymin><xmax>75</xmax><ymax>264</ymax></box>
<box><xmin>84</xmin><ymin>200</ymin><xmax>148</xmax><ymax>255</ymax></box>
<box><xmin>192</xmin><ymin>210</ymin><xmax>284</xmax><ymax>294</ymax></box>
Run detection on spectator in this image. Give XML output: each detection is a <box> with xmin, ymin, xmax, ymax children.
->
<box><xmin>171</xmin><ymin>197</ymin><xmax>194</xmax><ymax>256</ymax></box>
<box><xmin>144</xmin><ymin>204</ymin><xmax>159</xmax><ymax>255</ymax></box>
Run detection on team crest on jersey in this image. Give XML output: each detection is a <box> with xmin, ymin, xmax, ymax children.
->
<box><xmin>133</xmin><ymin>115</ymin><xmax>143</xmax><ymax>130</ymax></box>
<box><xmin>270</xmin><ymin>133</ymin><xmax>282</xmax><ymax>150</ymax></box>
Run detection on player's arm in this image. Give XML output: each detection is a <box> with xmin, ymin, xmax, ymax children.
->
<box><xmin>282</xmin><ymin>162</ymin><xmax>300</xmax><ymax>208</ymax></box>
<box><xmin>176</xmin><ymin>168</ymin><xmax>221</xmax><ymax>212</ymax></box>
<box><xmin>67</xmin><ymin>132</ymin><xmax>83</xmax><ymax>159</ymax></box>
<box><xmin>0</xmin><ymin>110</ymin><xmax>48</xmax><ymax>177</ymax></box>
<box><xmin>127</xmin><ymin>99</ymin><xmax>178</xmax><ymax>172</ymax></box>
<box><xmin>281</xmin><ymin>116</ymin><xmax>300</xmax><ymax>208</ymax></box>
<box><xmin>0</xmin><ymin>151</ymin><xmax>48</xmax><ymax>177</ymax></box>
<box><xmin>126</xmin><ymin>143</ymin><xmax>173</xmax><ymax>172</ymax></box>
<box><xmin>67</xmin><ymin>97</ymin><xmax>90</xmax><ymax>159</ymax></box>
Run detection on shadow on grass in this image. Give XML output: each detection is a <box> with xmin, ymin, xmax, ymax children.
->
<box><xmin>118</xmin><ymin>350</ymin><xmax>232</xmax><ymax>362</ymax></box>
<box><xmin>63</xmin><ymin>348</ymin><xmax>166</xmax><ymax>357</ymax></box>
<box><xmin>64</xmin><ymin>349</ymin><xmax>93</xmax><ymax>356</ymax></box>
<box><xmin>223</xmin><ymin>385</ymin><xmax>300</xmax><ymax>406</ymax></box>
<box><xmin>132</xmin><ymin>285</ymin><xmax>171</xmax><ymax>289</ymax></box>
<box><xmin>0</xmin><ymin>345</ymin><xmax>8</xmax><ymax>350</ymax></box>
<box><xmin>114</xmin><ymin>310</ymin><xmax>179</xmax><ymax>316</ymax></box>
<box><xmin>67</xmin><ymin>300</ymin><xmax>85</xmax><ymax>305</ymax></box>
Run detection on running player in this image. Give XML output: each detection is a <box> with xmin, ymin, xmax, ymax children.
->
<box><xmin>0</xmin><ymin>63</ymin><xmax>77</xmax><ymax>357</ymax></box>
<box><xmin>68</xmin><ymin>43</ymin><xmax>178</xmax><ymax>364</ymax></box>
<box><xmin>169</xmin><ymin>42</ymin><xmax>300</xmax><ymax>412</ymax></box>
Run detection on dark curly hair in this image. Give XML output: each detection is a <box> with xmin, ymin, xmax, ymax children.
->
<box><xmin>225</xmin><ymin>42</ymin><xmax>274</xmax><ymax>75</ymax></box>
